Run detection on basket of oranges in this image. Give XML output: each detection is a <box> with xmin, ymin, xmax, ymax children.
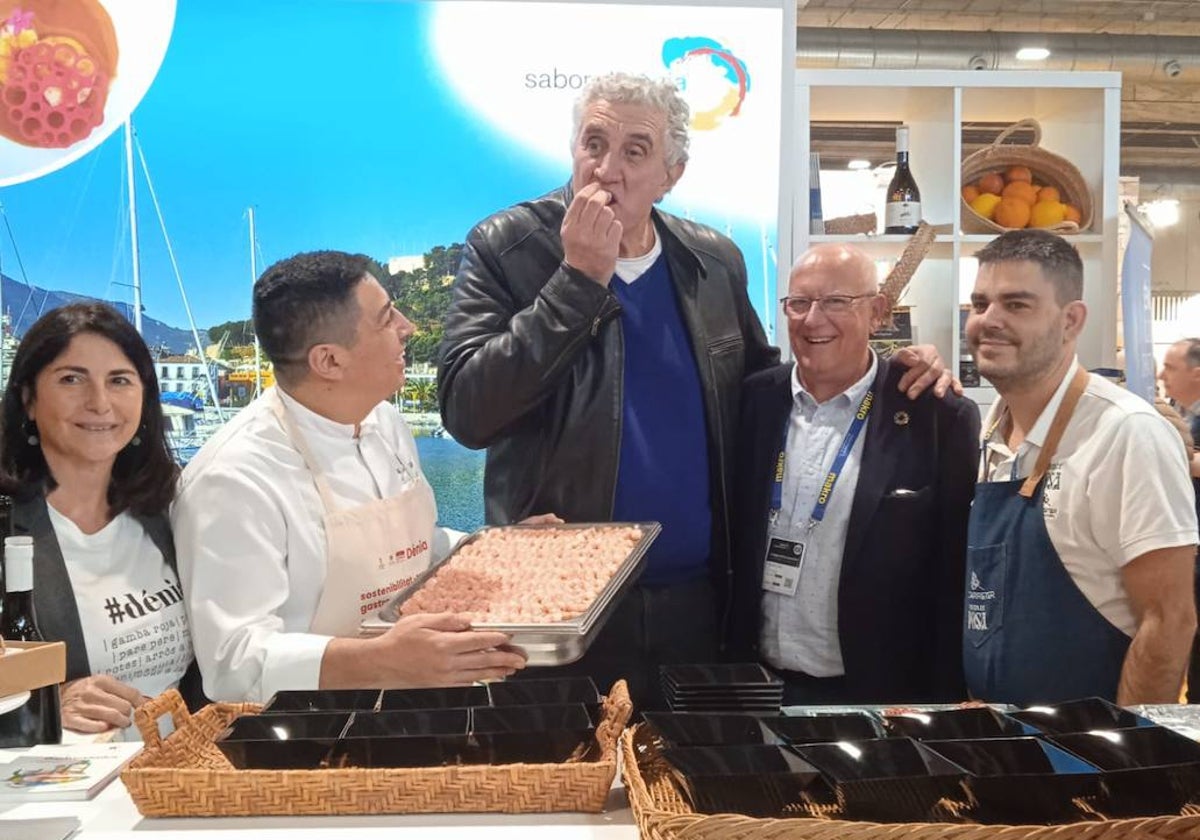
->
<box><xmin>961</xmin><ymin>119</ymin><xmax>1092</xmax><ymax>235</ymax></box>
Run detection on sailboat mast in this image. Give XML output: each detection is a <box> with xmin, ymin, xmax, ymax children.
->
<box><xmin>249</xmin><ymin>207</ymin><xmax>261</xmax><ymax>397</ymax></box>
<box><xmin>125</xmin><ymin>119</ymin><xmax>143</xmax><ymax>335</ymax></box>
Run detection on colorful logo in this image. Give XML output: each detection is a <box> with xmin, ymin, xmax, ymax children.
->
<box><xmin>662</xmin><ymin>37</ymin><xmax>750</xmax><ymax>132</ymax></box>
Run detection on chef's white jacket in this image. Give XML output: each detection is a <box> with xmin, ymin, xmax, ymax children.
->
<box><xmin>172</xmin><ymin>387</ymin><xmax>457</xmax><ymax>702</ymax></box>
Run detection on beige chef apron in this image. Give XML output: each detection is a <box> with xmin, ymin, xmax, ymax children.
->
<box><xmin>270</xmin><ymin>391</ymin><xmax>437</xmax><ymax>638</ymax></box>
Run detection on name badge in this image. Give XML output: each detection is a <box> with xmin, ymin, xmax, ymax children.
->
<box><xmin>762</xmin><ymin>537</ymin><xmax>805</xmax><ymax>596</ymax></box>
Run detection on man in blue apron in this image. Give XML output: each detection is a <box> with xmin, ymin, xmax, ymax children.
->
<box><xmin>965</xmin><ymin>230</ymin><xmax>1197</xmax><ymax>706</ymax></box>
<box><xmin>174</xmin><ymin>251</ymin><xmax>530</xmax><ymax>702</ymax></box>
<box><xmin>1158</xmin><ymin>337</ymin><xmax>1200</xmax><ymax>701</ymax></box>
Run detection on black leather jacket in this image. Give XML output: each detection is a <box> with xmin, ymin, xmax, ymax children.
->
<box><xmin>439</xmin><ymin>183</ymin><xmax>779</xmax><ymax>590</ymax></box>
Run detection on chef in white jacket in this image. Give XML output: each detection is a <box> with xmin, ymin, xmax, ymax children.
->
<box><xmin>173</xmin><ymin>250</ymin><xmax>528</xmax><ymax>702</ymax></box>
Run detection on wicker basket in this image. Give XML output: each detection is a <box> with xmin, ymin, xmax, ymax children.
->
<box><xmin>120</xmin><ymin>680</ymin><xmax>632</xmax><ymax>818</ymax></box>
<box><xmin>961</xmin><ymin>119</ymin><xmax>1093</xmax><ymax>235</ymax></box>
<box><xmin>621</xmin><ymin>723</ymin><xmax>1200</xmax><ymax>840</ymax></box>
<box><xmin>879</xmin><ymin>222</ymin><xmax>937</xmax><ymax>326</ymax></box>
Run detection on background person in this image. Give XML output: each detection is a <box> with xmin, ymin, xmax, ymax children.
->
<box><xmin>1159</xmin><ymin>337</ymin><xmax>1200</xmax><ymax>491</ymax></box>
<box><xmin>1157</xmin><ymin>336</ymin><xmax>1200</xmax><ymax>701</ymax></box>
<box><xmin>0</xmin><ymin>302</ymin><xmax>202</xmax><ymax>736</ymax></box>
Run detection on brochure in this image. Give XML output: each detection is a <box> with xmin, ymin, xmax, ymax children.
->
<box><xmin>0</xmin><ymin>742</ymin><xmax>141</xmax><ymax>801</ymax></box>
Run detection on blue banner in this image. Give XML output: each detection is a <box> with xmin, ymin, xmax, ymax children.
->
<box><xmin>1121</xmin><ymin>205</ymin><xmax>1155</xmax><ymax>403</ymax></box>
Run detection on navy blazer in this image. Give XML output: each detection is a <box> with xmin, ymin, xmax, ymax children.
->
<box><xmin>12</xmin><ymin>497</ymin><xmax>206</xmax><ymax>711</ymax></box>
<box><xmin>728</xmin><ymin>358</ymin><xmax>980</xmax><ymax>703</ymax></box>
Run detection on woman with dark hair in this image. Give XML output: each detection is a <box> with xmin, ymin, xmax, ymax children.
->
<box><xmin>0</xmin><ymin>302</ymin><xmax>201</xmax><ymax>737</ymax></box>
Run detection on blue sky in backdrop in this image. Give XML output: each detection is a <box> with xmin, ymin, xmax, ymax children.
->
<box><xmin>0</xmin><ymin>1</ymin><xmax>556</xmax><ymax>328</ymax></box>
<box><xmin>0</xmin><ymin>0</ymin><xmax>782</xmax><ymax>333</ymax></box>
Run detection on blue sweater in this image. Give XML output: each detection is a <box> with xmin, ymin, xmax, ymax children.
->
<box><xmin>610</xmin><ymin>254</ymin><xmax>712</xmax><ymax>585</ymax></box>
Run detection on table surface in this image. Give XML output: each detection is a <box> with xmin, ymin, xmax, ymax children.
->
<box><xmin>0</xmin><ymin>774</ymin><xmax>640</xmax><ymax>840</ymax></box>
<box><xmin>18</xmin><ymin>702</ymin><xmax>1197</xmax><ymax>838</ymax></box>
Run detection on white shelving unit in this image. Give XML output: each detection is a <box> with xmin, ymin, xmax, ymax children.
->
<box><xmin>794</xmin><ymin>69</ymin><xmax>1122</xmax><ymax>413</ymax></box>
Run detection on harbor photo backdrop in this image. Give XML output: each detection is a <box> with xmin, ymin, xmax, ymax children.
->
<box><xmin>0</xmin><ymin>0</ymin><xmax>788</xmax><ymax>531</ymax></box>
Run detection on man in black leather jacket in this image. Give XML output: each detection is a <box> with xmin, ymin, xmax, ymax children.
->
<box><xmin>439</xmin><ymin>72</ymin><xmax>948</xmax><ymax>708</ymax></box>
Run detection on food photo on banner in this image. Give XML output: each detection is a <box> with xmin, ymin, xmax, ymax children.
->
<box><xmin>0</xmin><ymin>0</ymin><xmax>787</xmax><ymax>531</ymax></box>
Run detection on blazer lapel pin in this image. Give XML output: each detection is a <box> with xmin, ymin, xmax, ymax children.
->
<box><xmin>893</xmin><ymin>411</ymin><xmax>910</xmax><ymax>427</ymax></box>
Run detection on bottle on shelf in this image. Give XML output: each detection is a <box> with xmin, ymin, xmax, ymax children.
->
<box><xmin>884</xmin><ymin>125</ymin><xmax>922</xmax><ymax>234</ymax></box>
<box><xmin>0</xmin><ymin>492</ymin><xmax>10</xmax><ymax>595</ymax></box>
<box><xmin>0</xmin><ymin>535</ymin><xmax>63</xmax><ymax>747</ymax></box>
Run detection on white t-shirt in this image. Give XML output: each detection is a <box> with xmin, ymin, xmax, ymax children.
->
<box><xmin>51</xmin><ymin>506</ymin><xmax>192</xmax><ymax>700</ymax></box>
<box><xmin>980</xmin><ymin>360</ymin><xmax>1199</xmax><ymax>635</ymax></box>
<box><xmin>614</xmin><ymin>229</ymin><xmax>662</xmax><ymax>284</ymax></box>
<box><xmin>172</xmin><ymin>387</ymin><xmax>458</xmax><ymax>703</ymax></box>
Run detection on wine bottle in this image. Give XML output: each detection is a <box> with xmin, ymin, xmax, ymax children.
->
<box><xmin>0</xmin><ymin>493</ymin><xmax>10</xmax><ymax>597</ymax></box>
<box><xmin>0</xmin><ymin>535</ymin><xmax>62</xmax><ymax>747</ymax></box>
<box><xmin>884</xmin><ymin>125</ymin><xmax>922</xmax><ymax>234</ymax></box>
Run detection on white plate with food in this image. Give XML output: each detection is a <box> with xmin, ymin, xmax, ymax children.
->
<box><xmin>0</xmin><ymin>0</ymin><xmax>176</xmax><ymax>186</ymax></box>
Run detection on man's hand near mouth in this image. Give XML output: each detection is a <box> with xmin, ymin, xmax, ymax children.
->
<box><xmin>561</xmin><ymin>181</ymin><xmax>622</xmax><ymax>286</ymax></box>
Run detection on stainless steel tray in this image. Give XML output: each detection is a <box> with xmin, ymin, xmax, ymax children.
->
<box><xmin>360</xmin><ymin>521</ymin><xmax>661</xmax><ymax>666</ymax></box>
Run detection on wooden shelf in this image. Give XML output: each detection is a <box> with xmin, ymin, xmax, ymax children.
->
<box><xmin>795</xmin><ymin>69</ymin><xmax>1121</xmax><ymax>409</ymax></box>
<box><xmin>808</xmin><ymin>233</ymin><xmax>955</xmax><ymax>260</ymax></box>
<box><xmin>958</xmin><ymin>233</ymin><xmax>1106</xmax><ymax>245</ymax></box>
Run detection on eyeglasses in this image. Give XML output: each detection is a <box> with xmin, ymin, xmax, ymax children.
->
<box><xmin>779</xmin><ymin>293</ymin><xmax>877</xmax><ymax>317</ymax></box>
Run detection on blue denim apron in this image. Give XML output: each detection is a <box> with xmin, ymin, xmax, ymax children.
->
<box><xmin>964</xmin><ymin>368</ymin><xmax>1130</xmax><ymax>705</ymax></box>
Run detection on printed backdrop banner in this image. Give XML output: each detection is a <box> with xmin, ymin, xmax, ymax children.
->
<box><xmin>0</xmin><ymin>0</ymin><xmax>787</xmax><ymax>334</ymax></box>
<box><xmin>431</xmin><ymin>2</ymin><xmax>783</xmax><ymax>223</ymax></box>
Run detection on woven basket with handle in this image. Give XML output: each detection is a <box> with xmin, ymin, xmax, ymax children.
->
<box><xmin>961</xmin><ymin>118</ymin><xmax>1093</xmax><ymax>235</ymax></box>
<box><xmin>878</xmin><ymin>222</ymin><xmax>938</xmax><ymax>328</ymax></box>
<box><xmin>621</xmin><ymin>723</ymin><xmax>1200</xmax><ymax>840</ymax></box>
<box><xmin>120</xmin><ymin>680</ymin><xmax>632</xmax><ymax>818</ymax></box>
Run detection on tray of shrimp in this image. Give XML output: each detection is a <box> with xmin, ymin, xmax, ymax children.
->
<box><xmin>360</xmin><ymin>522</ymin><xmax>661</xmax><ymax>666</ymax></box>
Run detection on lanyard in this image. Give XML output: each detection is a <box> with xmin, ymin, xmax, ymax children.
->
<box><xmin>770</xmin><ymin>388</ymin><xmax>874</xmax><ymax>529</ymax></box>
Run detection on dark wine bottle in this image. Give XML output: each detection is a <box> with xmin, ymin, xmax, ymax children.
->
<box><xmin>0</xmin><ymin>535</ymin><xmax>62</xmax><ymax>747</ymax></box>
<box><xmin>884</xmin><ymin>125</ymin><xmax>922</xmax><ymax>234</ymax></box>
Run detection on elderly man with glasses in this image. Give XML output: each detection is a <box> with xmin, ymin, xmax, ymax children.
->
<box><xmin>728</xmin><ymin>242</ymin><xmax>981</xmax><ymax>705</ymax></box>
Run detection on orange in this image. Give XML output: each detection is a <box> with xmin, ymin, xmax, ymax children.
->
<box><xmin>1063</xmin><ymin>204</ymin><xmax>1082</xmax><ymax>224</ymax></box>
<box><xmin>969</xmin><ymin>192</ymin><xmax>1003</xmax><ymax>220</ymax></box>
<box><xmin>962</xmin><ymin>184</ymin><xmax>980</xmax><ymax>203</ymax></box>
<box><xmin>993</xmin><ymin>197</ymin><xmax>1032</xmax><ymax>229</ymax></box>
<box><xmin>1038</xmin><ymin>186</ymin><xmax>1061</xmax><ymax>203</ymax></box>
<box><xmin>1001</xmin><ymin>181</ymin><xmax>1039</xmax><ymax>206</ymax></box>
<box><xmin>1029</xmin><ymin>200</ymin><xmax>1067</xmax><ymax>228</ymax></box>
<box><xmin>978</xmin><ymin>173</ymin><xmax>1004</xmax><ymax>195</ymax></box>
<box><xmin>1005</xmin><ymin>165</ymin><xmax>1033</xmax><ymax>184</ymax></box>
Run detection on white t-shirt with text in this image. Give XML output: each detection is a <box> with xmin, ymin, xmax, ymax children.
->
<box><xmin>51</xmin><ymin>506</ymin><xmax>192</xmax><ymax>700</ymax></box>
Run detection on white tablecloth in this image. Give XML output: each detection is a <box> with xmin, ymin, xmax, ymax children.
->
<box><xmin>0</xmin><ymin>775</ymin><xmax>640</xmax><ymax>839</ymax></box>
